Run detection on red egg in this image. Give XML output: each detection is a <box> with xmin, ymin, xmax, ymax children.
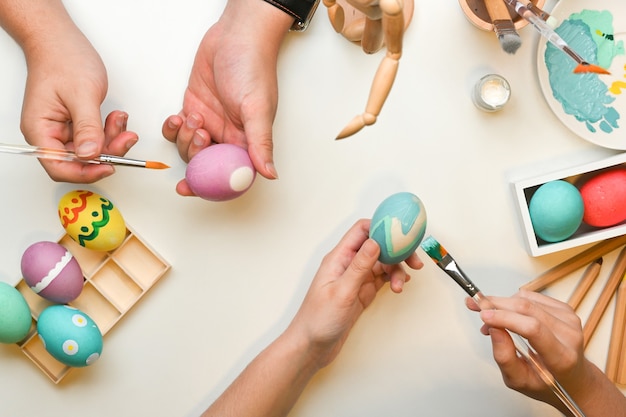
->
<box><xmin>21</xmin><ymin>241</ymin><xmax>84</xmax><ymax>303</ymax></box>
<box><xmin>185</xmin><ymin>144</ymin><xmax>256</xmax><ymax>201</ymax></box>
<box><xmin>580</xmin><ymin>168</ymin><xmax>626</xmax><ymax>228</ymax></box>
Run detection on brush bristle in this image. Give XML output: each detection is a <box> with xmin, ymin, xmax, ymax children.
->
<box><xmin>499</xmin><ymin>32</ymin><xmax>522</xmax><ymax>54</ymax></box>
<box><xmin>420</xmin><ymin>236</ymin><xmax>446</xmax><ymax>262</ymax></box>
<box><xmin>573</xmin><ymin>63</ymin><xmax>611</xmax><ymax>75</ymax></box>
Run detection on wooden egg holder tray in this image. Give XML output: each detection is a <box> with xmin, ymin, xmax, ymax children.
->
<box><xmin>14</xmin><ymin>225</ymin><xmax>170</xmax><ymax>384</ymax></box>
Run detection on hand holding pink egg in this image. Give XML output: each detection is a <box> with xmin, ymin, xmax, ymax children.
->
<box><xmin>185</xmin><ymin>144</ymin><xmax>256</xmax><ymax>201</ymax></box>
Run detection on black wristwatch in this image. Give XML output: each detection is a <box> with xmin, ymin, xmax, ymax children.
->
<box><xmin>262</xmin><ymin>0</ymin><xmax>320</xmax><ymax>31</ymax></box>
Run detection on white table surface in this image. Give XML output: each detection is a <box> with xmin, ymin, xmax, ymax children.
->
<box><xmin>0</xmin><ymin>1</ymin><xmax>624</xmax><ymax>416</ymax></box>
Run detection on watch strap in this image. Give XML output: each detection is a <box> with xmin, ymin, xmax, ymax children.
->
<box><xmin>262</xmin><ymin>0</ymin><xmax>320</xmax><ymax>31</ymax></box>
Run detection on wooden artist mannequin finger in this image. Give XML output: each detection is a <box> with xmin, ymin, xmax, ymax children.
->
<box><xmin>324</xmin><ymin>0</ymin><xmax>414</xmax><ymax>139</ymax></box>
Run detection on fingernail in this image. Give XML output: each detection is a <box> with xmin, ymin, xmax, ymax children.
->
<box><xmin>168</xmin><ymin>119</ymin><xmax>179</xmax><ymax>130</ymax></box>
<box><xmin>362</xmin><ymin>239</ymin><xmax>379</xmax><ymax>257</ymax></box>
<box><xmin>192</xmin><ymin>130</ymin><xmax>206</xmax><ymax>147</ymax></box>
<box><xmin>125</xmin><ymin>137</ymin><xmax>138</xmax><ymax>150</ymax></box>
<box><xmin>265</xmin><ymin>162</ymin><xmax>278</xmax><ymax>179</ymax></box>
<box><xmin>187</xmin><ymin>114</ymin><xmax>201</xmax><ymax>129</ymax></box>
<box><xmin>480</xmin><ymin>309</ymin><xmax>495</xmax><ymax>320</ymax></box>
<box><xmin>117</xmin><ymin>112</ymin><xmax>128</xmax><ymax>129</ymax></box>
<box><xmin>76</xmin><ymin>141</ymin><xmax>98</xmax><ymax>158</ymax></box>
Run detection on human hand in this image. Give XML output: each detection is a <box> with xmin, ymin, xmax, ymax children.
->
<box><xmin>19</xmin><ymin>22</ymin><xmax>137</xmax><ymax>183</ymax></box>
<box><xmin>162</xmin><ymin>0</ymin><xmax>294</xmax><ymax>196</ymax></box>
<box><xmin>286</xmin><ymin>219</ymin><xmax>423</xmax><ymax>370</ymax></box>
<box><xmin>466</xmin><ymin>290</ymin><xmax>586</xmax><ymax>409</ymax></box>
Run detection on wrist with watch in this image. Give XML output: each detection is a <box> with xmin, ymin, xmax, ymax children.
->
<box><xmin>262</xmin><ymin>0</ymin><xmax>320</xmax><ymax>31</ymax></box>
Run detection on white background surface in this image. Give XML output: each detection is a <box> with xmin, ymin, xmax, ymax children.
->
<box><xmin>0</xmin><ymin>0</ymin><xmax>624</xmax><ymax>416</ymax></box>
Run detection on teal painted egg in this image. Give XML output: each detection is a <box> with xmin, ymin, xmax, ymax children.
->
<box><xmin>37</xmin><ymin>305</ymin><xmax>102</xmax><ymax>367</ymax></box>
<box><xmin>529</xmin><ymin>180</ymin><xmax>584</xmax><ymax>243</ymax></box>
<box><xmin>0</xmin><ymin>282</ymin><xmax>32</xmax><ymax>344</ymax></box>
<box><xmin>369</xmin><ymin>192</ymin><xmax>427</xmax><ymax>264</ymax></box>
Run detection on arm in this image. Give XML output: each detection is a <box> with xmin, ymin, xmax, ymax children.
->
<box><xmin>202</xmin><ymin>219</ymin><xmax>423</xmax><ymax>416</ymax></box>
<box><xmin>0</xmin><ymin>0</ymin><xmax>137</xmax><ymax>183</ymax></box>
<box><xmin>162</xmin><ymin>0</ymin><xmax>295</xmax><ymax>195</ymax></box>
<box><xmin>467</xmin><ymin>290</ymin><xmax>626</xmax><ymax>417</ymax></box>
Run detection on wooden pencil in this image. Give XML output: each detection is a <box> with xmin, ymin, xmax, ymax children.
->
<box><xmin>567</xmin><ymin>257</ymin><xmax>603</xmax><ymax>310</ymax></box>
<box><xmin>617</xmin><ymin>298</ymin><xmax>626</xmax><ymax>385</ymax></box>
<box><xmin>606</xmin><ymin>272</ymin><xmax>626</xmax><ymax>382</ymax></box>
<box><xmin>583</xmin><ymin>245</ymin><xmax>626</xmax><ymax>348</ymax></box>
<box><xmin>520</xmin><ymin>235</ymin><xmax>626</xmax><ymax>292</ymax></box>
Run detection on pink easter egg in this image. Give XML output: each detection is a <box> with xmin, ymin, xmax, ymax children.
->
<box><xmin>21</xmin><ymin>241</ymin><xmax>84</xmax><ymax>303</ymax></box>
<box><xmin>185</xmin><ymin>144</ymin><xmax>256</xmax><ymax>201</ymax></box>
<box><xmin>580</xmin><ymin>169</ymin><xmax>626</xmax><ymax>228</ymax></box>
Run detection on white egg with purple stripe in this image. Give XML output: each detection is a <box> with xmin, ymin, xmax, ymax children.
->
<box><xmin>37</xmin><ymin>305</ymin><xmax>102</xmax><ymax>367</ymax></box>
<box><xmin>185</xmin><ymin>143</ymin><xmax>256</xmax><ymax>201</ymax></box>
<box><xmin>21</xmin><ymin>241</ymin><xmax>84</xmax><ymax>303</ymax></box>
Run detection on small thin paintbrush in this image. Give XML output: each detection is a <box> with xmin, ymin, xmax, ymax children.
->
<box><xmin>420</xmin><ymin>235</ymin><xmax>587</xmax><ymax>417</ymax></box>
<box><xmin>503</xmin><ymin>0</ymin><xmax>610</xmax><ymax>75</ymax></box>
<box><xmin>0</xmin><ymin>142</ymin><xmax>169</xmax><ymax>169</ymax></box>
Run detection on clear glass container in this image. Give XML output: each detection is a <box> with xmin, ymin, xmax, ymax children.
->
<box><xmin>472</xmin><ymin>74</ymin><xmax>511</xmax><ymax>112</ymax></box>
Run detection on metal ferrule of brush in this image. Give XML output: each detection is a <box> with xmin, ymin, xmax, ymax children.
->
<box><xmin>492</xmin><ymin>19</ymin><xmax>516</xmax><ymax>35</ymax></box>
<box><xmin>438</xmin><ymin>256</ymin><xmax>480</xmax><ymax>297</ymax></box>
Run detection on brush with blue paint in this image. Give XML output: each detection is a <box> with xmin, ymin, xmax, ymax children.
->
<box><xmin>420</xmin><ymin>235</ymin><xmax>587</xmax><ymax>417</ymax></box>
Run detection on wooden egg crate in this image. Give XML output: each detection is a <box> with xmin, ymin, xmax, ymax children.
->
<box><xmin>14</xmin><ymin>225</ymin><xmax>170</xmax><ymax>383</ymax></box>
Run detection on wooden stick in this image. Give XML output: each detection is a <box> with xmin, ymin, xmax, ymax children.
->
<box><xmin>617</xmin><ymin>297</ymin><xmax>626</xmax><ymax>385</ymax></box>
<box><xmin>583</xmin><ymin>245</ymin><xmax>626</xmax><ymax>348</ymax></box>
<box><xmin>568</xmin><ymin>257</ymin><xmax>603</xmax><ymax>310</ymax></box>
<box><xmin>520</xmin><ymin>235</ymin><xmax>626</xmax><ymax>292</ymax></box>
<box><xmin>606</xmin><ymin>273</ymin><xmax>626</xmax><ymax>382</ymax></box>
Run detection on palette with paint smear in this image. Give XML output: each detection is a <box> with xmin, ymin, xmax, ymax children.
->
<box><xmin>13</xmin><ymin>225</ymin><xmax>170</xmax><ymax>383</ymax></box>
<box><xmin>537</xmin><ymin>0</ymin><xmax>626</xmax><ymax>149</ymax></box>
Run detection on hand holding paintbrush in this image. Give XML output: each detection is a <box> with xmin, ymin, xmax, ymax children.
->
<box><xmin>420</xmin><ymin>236</ymin><xmax>587</xmax><ymax>417</ymax></box>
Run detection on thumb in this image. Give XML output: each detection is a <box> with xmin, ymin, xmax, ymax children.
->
<box><xmin>243</xmin><ymin>109</ymin><xmax>278</xmax><ymax>180</ymax></box>
<box><xmin>69</xmin><ymin>105</ymin><xmax>105</xmax><ymax>159</ymax></box>
<box><xmin>342</xmin><ymin>239</ymin><xmax>380</xmax><ymax>293</ymax></box>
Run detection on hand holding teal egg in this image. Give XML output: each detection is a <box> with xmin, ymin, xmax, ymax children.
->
<box><xmin>369</xmin><ymin>192</ymin><xmax>427</xmax><ymax>264</ymax></box>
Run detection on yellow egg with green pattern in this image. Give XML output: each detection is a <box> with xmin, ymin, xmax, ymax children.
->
<box><xmin>58</xmin><ymin>190</ymin><xmax>126</xmax><ymax>251</ymax></box>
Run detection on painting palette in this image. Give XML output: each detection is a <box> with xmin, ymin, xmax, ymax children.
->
<box><xmin>536</xmin><ymin>0</ymin><xmax>626</xmax><ymax>149</ymax></box>
<box><xmin>14</xmin><ymin>225</ymin><xmax>170</xmax><ymax>383</ymax></box>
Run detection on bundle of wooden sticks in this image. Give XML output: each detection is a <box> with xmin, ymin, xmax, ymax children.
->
<box><xmin>521</xmin><ymin>234</ymin><xmax>626</xmax><ymax>385</ymax></box>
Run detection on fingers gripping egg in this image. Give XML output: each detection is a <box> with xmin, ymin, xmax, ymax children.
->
<box><xmin>37</xmin><ymin>305</ymin><xmax>103</xmax><ymax>367</ymax></box>
<box><xmin>58</xmin><ymin>190</ymin><xmax>126</xmax><ymax>251</ymax></box>
<box><xmin>369</xmin><ymin>192</ymin><xmax>428</xmax><ymax>264</ymax></box>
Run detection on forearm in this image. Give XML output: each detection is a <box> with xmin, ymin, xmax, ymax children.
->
<box><xmin>555</xmin><ymin>359</ymin><xmax>626</xmax><ymax>417</ymax></box>
<box><xmin>220</xmin><ymin>0</ymin><xmax>294</xmax><ymax>47</ymax></box>
<box><xmin>201</xmin><ymin>328</ymin><xmax>319</xmax><ymax>417</ymax></box>
<box><xmin>0</xmin><ymin>0</ymin><xmax>77</xmax><ymax>53</ymax></box>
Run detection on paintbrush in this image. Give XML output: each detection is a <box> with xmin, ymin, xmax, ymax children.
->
<box><xmin>503</xmin><ymin>0</ymin><xmax>610</xmax><ymax>75</ymax></box>
<box><xmin>420</xmin><ymin>235</ymin><xmax>587</xmax><ymax>417</ymax></box>
<box><xmin>484</xmin><ymin>0</ymin><xmax>522</xmax><ymax>54</ymax></box>
<box><xmin>0</xmin><ymin>142</ymin><xmax>169</xmax><ymax>169</ymax></box>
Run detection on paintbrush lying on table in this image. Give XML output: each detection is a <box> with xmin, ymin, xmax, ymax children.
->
<box><xmin>0</xmin><ymin>142</ymin><xmax>169</xmax><ymax>169</ymax></box>
<box><xmin>420</xmin><ymin>235</ymin><xmax>587</xmax><ymax>417</ymax></box>
<box><xmin>504</xmin><ymin>0</ymin><xmax>610</xmax><ymax>75</ymax></box>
